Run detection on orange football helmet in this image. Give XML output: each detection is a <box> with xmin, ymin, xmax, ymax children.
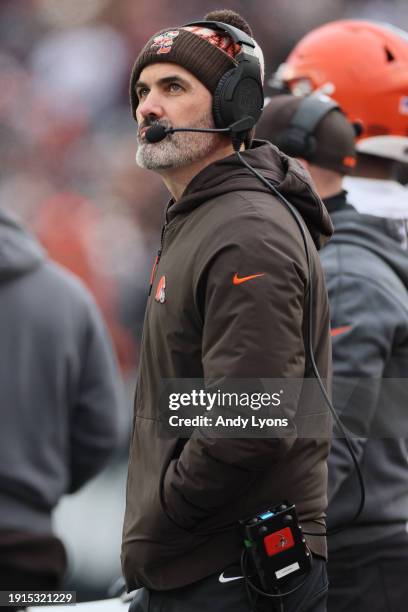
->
<box><xmin>272</xmin><ymin>21</ymin><xmax>408</xmax><ymax>161</ymax></box>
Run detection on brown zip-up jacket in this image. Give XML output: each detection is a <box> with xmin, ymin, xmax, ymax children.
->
<box><xmin>122</xmin><ymin>141</ymin><xmax>333</xmax><ymax>591</ymax></box>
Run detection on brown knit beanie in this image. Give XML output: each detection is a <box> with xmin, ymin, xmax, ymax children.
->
<box><xmin>130</xmin><ymin>28</ymin><xmax>234</xmax><ymax>119</ymax></box>
<box><xmin>129</xmin><ymin>10</ymin><xmax>264</xmax><ymax>147</ymax></box>
<box><xmin>256</xmin><ymin>94</ymin><xmax>357</xmax><ymax>174</ymax></box>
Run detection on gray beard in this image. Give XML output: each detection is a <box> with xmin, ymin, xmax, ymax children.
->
<box><xmin>136</xmin><ymin>112</ymin><xmax>220</xmax><ymax>171</ymax></box>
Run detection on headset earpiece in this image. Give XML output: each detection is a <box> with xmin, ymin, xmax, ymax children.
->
<box><xmin>213</xmin><ymin>64</ymin><xmax>263</xmax><ymax>129</ymax></box>
<box><xmin>212</xmin><ymin>69</ymin><xmax>235</xmax><ymax>128</ymax></box>
<box><xmin>276</xmin><ymin>95</ymin><xmax>339</xmax><ymax>159</ymax></box>
<box><xmin>184</xmin><ymin>20</ymin><xmax>264</xmax><ymax>131</ymax></box>
<box><xmin>277</xmin><ymin>129</ymin><xmax>317</xmax><ymax>158</ymax></box>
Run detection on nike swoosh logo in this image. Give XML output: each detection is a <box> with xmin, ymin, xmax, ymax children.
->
<box><xmin>218</xmin><ymin>572</ymin><xmax>244</xmax><ymax>583</ymax></box>
<box><xmin>331</xmin><ymin>325</ymin><xmax>352</xmax><ymax>337</ymax></box>
<box><xmin>233</xmin><ymin>273</ymin><xmax>265</xmax><ymax>285</ymax></box>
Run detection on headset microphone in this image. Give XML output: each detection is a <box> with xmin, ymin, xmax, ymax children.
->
<box><xmin>145</xmin><ymin>124</ymin><xmax>229</xmax><ymax>143</ymax></box>
<box><xmin>145</xmin><ymin>116</ymin><xmax>255</xmax><ymax>145</ymax></box>
<box><xmin>145</xmin><ymin>125</ymin><xmax>170</xmax><ymax>143</ymax></box>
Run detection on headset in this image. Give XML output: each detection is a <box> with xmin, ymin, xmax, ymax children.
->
<box><xmin>144</xmin><ymin>20</ymin><xmax>264</xmax><ymax>147</ymax></box>
<box><xmin>275</xmin><ymin>94</ymin><xmax>339</xmax><ymax>158</ymax></box>
<box><xmin>184</xmin><ymin>20</ymin><xmax>264</xmax><ymax>131</ymax></box>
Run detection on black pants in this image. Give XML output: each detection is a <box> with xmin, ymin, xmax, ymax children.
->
<box><xmin>129</xmin><ymin>557</ymin><xmax>327</xmax><ymax>612</ymax></box>
<box><xmin>328</xmin><ymin>532</ymin><xmax>408</xmax><ymax>612</ymax></box>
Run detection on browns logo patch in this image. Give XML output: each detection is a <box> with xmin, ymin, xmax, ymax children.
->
<box><xmin>155</xmin><ymin>275</ymin><xmax>166</xmax><ymax>303</ymax></box>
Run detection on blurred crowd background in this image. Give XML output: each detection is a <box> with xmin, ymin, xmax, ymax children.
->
<box><xmin>1</xmin><ymin>0</ymin><xmax>407</xmax><ymax>602</ymax></box>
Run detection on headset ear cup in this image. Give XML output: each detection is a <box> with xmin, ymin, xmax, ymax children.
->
<box><xmin>275</xmin><ymin>132</ymin><xmax>292</xmax><ymax>156</ymax></box>
<box><xmin>276</xmin><ymin>129</ymin><xmax>318</xmax><ymax>159</ymax></box>
<box><xmin>276</xmin><ymin>128</ymin><xmax>305</xmax><ymax>158</ymax></box>
<box><xmin>212</xmin><ymin>69</ymin><xmax>236</xmax><ymax>129</ymax></box>
<box><xmin>306</xmin><ymin>135</ymin><xmax>317</xmax><ymax>157</ymax></box>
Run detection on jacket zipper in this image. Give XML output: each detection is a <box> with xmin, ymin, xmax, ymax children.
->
<box><xmin>148</xmin><ymin>222</ymin><xmax>167</xmax><ymax>296</ymax></box>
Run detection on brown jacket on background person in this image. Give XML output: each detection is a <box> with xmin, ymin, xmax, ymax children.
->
<box><xmin>122</xmin><ymin>140</ymin><xmax>333</xmax><ymax>590</ymax></box>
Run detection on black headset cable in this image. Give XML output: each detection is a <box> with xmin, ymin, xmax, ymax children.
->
<box><xmin>235</xmin><ymin>149</ymin><xmax>365</xmax><ymax>536</ymax></box>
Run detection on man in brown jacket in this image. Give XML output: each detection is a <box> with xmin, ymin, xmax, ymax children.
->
<box><xmin>122</xmin><ymin>9</ymin><xmax>333</xmax><ymax>612</ymax></box>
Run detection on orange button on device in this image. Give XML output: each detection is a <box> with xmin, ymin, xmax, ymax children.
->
<box><xmin>264</xmin><ymin>527</ymin><xmax>295</xmax><ymax>557</ymax></box>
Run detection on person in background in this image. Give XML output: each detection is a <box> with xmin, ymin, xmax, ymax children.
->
<box><xmin>0</xmin><ymin>208</ymin><xmax>123</xmax><ymax>609</ymax></box>
<box><xmin>270</xmin><ymin>19</ymin><xmax>408</xmax><ymax>219</ymax></box>
<box><xmin>257</xmin><ymin>93</ymin><xmax>408</xmax><ymax>612</ymax></box>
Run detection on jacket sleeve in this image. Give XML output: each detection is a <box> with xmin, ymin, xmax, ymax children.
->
<box><xmin>163</xmin><ymin>222</ymin><xmax>310</xmax><ymax>528</ymax></box>
<box><xmin>325</xmin><ymin>265</ymin><xmax>398</xmax><ymax>503</ymax></box>
<box><xmin>68</xmin><ymin>293</ymin><xmax>124</xmax><ymax>493</ymax></box>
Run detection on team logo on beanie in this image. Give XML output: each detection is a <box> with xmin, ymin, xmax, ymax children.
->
<box><xmin>151</xmin><ymin>31</ymin><xmax>179</xmax><ymax>55</ymax></box>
